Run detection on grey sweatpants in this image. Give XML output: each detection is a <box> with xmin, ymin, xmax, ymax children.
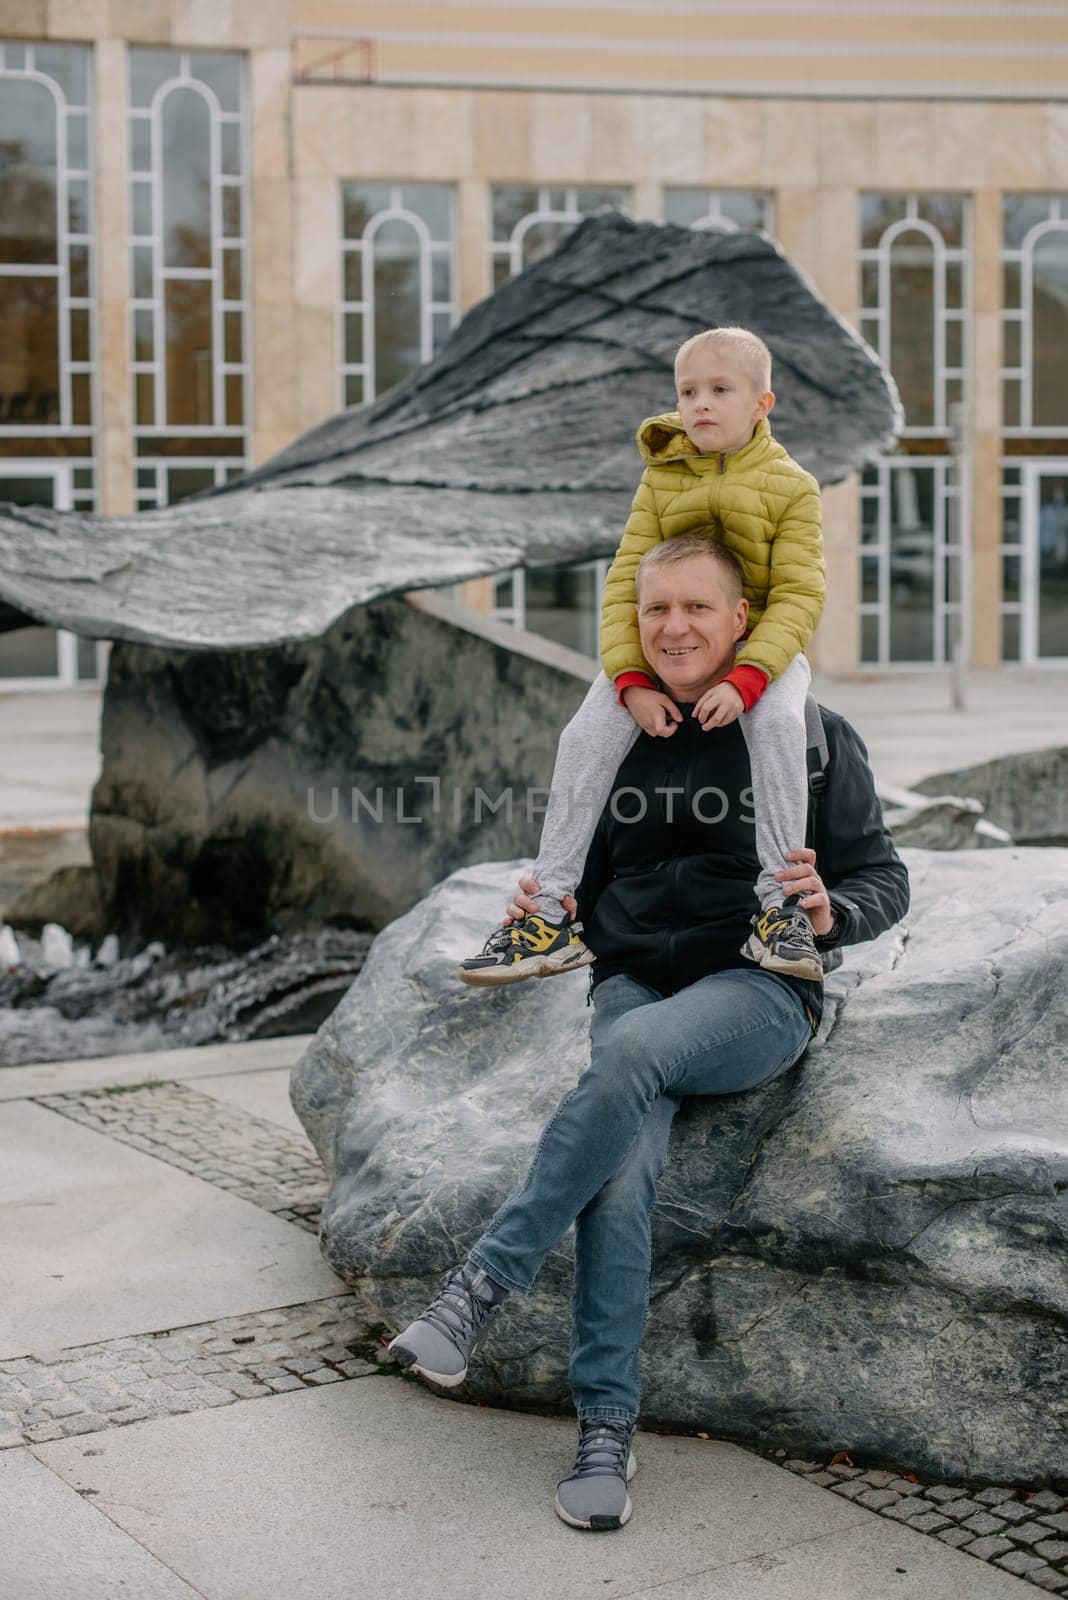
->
<box><xmin>531</xmin><ymin>654</ymin><xmax>812</xmax><ymax>920</ymax></box>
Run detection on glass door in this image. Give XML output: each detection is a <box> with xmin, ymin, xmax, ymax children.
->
<box><xmin>0</xmin><ymin>464</ymin><xmax>100</xmax><ymax>685</ymax></box>
<box><xmin>1022</xmin><ymin>462</ymin><xmax>1068</xmax><ymax>663</ymax></box>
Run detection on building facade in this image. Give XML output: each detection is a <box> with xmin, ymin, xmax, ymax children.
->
<box><xmin>2</xmin><ymin>0</ymin><xmax>1066</xmax><ymax>682</ymax></box>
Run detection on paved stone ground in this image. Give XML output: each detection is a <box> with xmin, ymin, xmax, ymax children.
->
<box><xmin>0</xmin><ymin>1292</ymin><xmax>384</xmax><ymax>1450</ymax></box>
<box><xmin>11</xmin><ymin>1075</ymin><xmax>1066</xmax><ymax>1595</ymax></box>
<box><xmin>36</xmin><ymin>1079</ymin><xmax>325</xmax><ymax>1226</ymax></box>
<box><xmin>774</xmin><ymin>1458</ymin><xmax>1068</xmax><ymax>1593</ymax></box>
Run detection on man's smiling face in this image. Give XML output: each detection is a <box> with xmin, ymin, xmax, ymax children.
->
<box><xmin>637</xmin><ymin>553</ymin><xmax>749</xmax><ymax>702</ymax></box>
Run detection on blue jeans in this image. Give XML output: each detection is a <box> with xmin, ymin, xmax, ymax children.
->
<box><xmin>468</xmin><ymin>968</ymin><xmax>812</xmax><ymax>1424</ymax></box>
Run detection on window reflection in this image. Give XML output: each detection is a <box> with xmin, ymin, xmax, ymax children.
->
<box><xmin>165</xmin><ymin>279</ymin><xmax>213</xmax><ymax>425</ymax></box>
<box><xmin>341</xmin><ymin>182</ymin><xmax>455</xmax><ymax>403</ymax></box>
<box><xmin>130</xmin><ymin>49</ymin><xmax>247</xmax><ymax>501</ymax></box>
<box><xmin>889</xmin><ymin>230</ymin><xmax>936</xmax><ymax>429</ymax></box>
<box><xmin>1032</xmin><ymin>230</ymin><xmax>1068</xmax><ymax>428</ymax></box>
<box><xmin>161</xmin><ymin>87</ymin><xmax>212</xmax><ymax>269</ymax></box>
<box><xmin>0</xmin><ymin>80</ymin><xmax>58</xmax><ymax>265</ymax></box>
<box><xmin>489</xmin><ymin>184</ymin><xmax>629</xmax><ymax>288</ymax></box>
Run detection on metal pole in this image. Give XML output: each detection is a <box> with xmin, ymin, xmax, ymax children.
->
<box><xmin>948</xmin><ymin>399</ymin><xmax>969</xmax><ymax>711</ymax></box>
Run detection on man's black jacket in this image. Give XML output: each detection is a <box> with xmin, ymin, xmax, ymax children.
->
<box><xmin>574</xmin><ymin>702</ymin><xmax>910</xmax><ymax>1031</ymax></box>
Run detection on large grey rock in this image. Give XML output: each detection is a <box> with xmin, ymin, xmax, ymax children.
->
<box><xmin>914</xmin><ymin>746</ymin><xmax>1068</xmax><ymax>848</ymax></box>
<box><xmin>292</xmin><ymin>847</ymin><xmax>1068</xmax><ymax>1487</ymax></box>
<box><xmin>88</xmin><ymin>593</ymin><xmax>590</xmax><ymax>946</ymax></box>
<box><xmin>0</xmin><ymin>216</ymin><xmax>899</xmax><ymax>652</ymax></box>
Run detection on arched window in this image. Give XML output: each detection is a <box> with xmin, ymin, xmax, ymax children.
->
<box><xmin>860</xmin><ymin>196</ymin><xmax>966</xmax><ymax>435</ymax></box>
<box><xmin>662</xmin><ymin>188</ymin><xmax>771</xmax><ymax>235</ymax></box>
<box><xmin>340</xmin><ymin>183</ymin><xmax>455</xmax><ymax>406</ymax></box>
<box><xmin>129</xmin><ymin>50</ymin><xmax>247</xmax><ymax>509</ymax></box>
<box><xmin>489</xmin><ymin>186</ymin><xmax>629</xmax><ymax>290</ymax></box>
<box><xmin>0</xmin><ymin>43</ymin><xmax>93</xmax><ymax>447</ymax></box>
<box><xmin>1002</xmin><ymin>198</ymin><xmax>1068</xmax><ymax>433</ymax></box>
<box><xmin>1000</xmin><ymin>197</ymin><xmax>1068</xmax><ymax>663</ymax></box>
<box><xmin>857</xmin><ymin>195</ymin><xmax>970</xmax><ymax>666</ymax></box>
<box><xmin>0</xmin><ymin>40</ymin><xmax>97</xmax><ymax>684</ymax></box>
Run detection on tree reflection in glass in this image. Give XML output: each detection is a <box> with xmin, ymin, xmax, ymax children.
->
<box><xmin>372</xmin><ymin>217</ymin><xmax>422</xmax><ymax>396</ymax></box>
<box><xmin>160</xmin><ymin>85</ymin><xmax>213</xmax><ymax>424</ymax></box>
<box><xmin>1032</xmin><ymin>229</ymin><xmax>1068</xmax><ymax>428</ymax></box>
<box><xmin>889</xmin><ymin>229</ymin><xmax>936</xmax><ymax>429</ymax></box>
<box><xmin>0</xmin><ymin>81</ymin><xmax>60</xmax><ymax>424</ymax></box>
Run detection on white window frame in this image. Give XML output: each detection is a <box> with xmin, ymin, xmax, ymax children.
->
<box><xmin>857</xmin><ymin>195</ymin><xmax>972</xmax><ymax>669</ymax></box>
<box><xmin>1002</xmin><ymin>198</ymin><xmax>1068</xmax><ymax>438</ymax></box>
<box><xmin>0</xmin><ymin>40</ymin><xmax>95</xmax><ymax>446</ymax></box>
<box><xmin>662</xmin><ymin>188</ymin><xmax>774</xmax><ymax>236</ymax></box>
<box><xmin>489</xmin><ymin>185</ymin><xmax>631</xmax><ymax>285</ymax></box>
<box><xmin>859</xmin><ymin>456</ymin><xmax>968</xmax><ymax>669</ymax></box>
<box><xmin>1002</xmin><ymin>456</ymin><xmax>1068</xmax><ymax>666</ymax></box>
<box><xmin>338</xmin><ymin>183</ymin><xmax>456</xmax><ymax>407</ymax></box>
<box><xmin>128</xmin><ymin>50</ymin><xmax>248</xmax><ymax>463</ymax></box>
<box><xmin>0</xmin><ymin>461</ymin><xmax>106</xmax><ymax>687</ymax></box>
<box><xmin>489</xmin><ymin>558</ymin><xmax>612</xmax><ymax>660</ymax></box>
<box><xmin>858</xmin><ymin>195</ymin><xmax>970</xmax><ymax>440</ymax></box>
<box><xmin>134</xmin><ymin>456</ymin><xmax>246</xmax><ymax>511</ymax></box>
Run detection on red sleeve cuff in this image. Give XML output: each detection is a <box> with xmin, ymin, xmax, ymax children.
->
<box><xmin>724</xmin><ymin>664</ymin><xmax>769</xmax><ymax>711</ymax></box>
<box><xmin>614</xmin><ymin>671</ymin><xmax>656</xmax><ymax>705</ymax></box>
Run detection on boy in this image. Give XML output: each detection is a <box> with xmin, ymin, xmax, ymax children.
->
<box><xmin>457</xmin><ymin>325</ymin><xmax>826</xmax><ymax>986</ymax></box>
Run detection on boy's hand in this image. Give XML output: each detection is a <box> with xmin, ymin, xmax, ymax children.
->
<box><xmin>503</xmin><ymin>876</ymin><xmax>577</xmax><ymax>927</ymax></box>
<box><xmin>621</xmin><ymin>684</ymin><xmax>683</xmax><ymax>737</ymax></box>
<box><xmin>693</xmin><ymin>681</ymin><xmax>744</xmax><ymax>729</ymax></box>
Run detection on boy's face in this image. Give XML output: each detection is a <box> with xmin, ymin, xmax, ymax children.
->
<box><xmin>675</xmin><ymin>350</ymin><xmax>774</xmax><ymax>455</ymax></box>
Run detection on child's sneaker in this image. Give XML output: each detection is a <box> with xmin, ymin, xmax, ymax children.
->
<box><xmin>386</xmin><ymin>1261</ymin><xmax>508</xmax><ymax>1388</ymax></box>
<box><xmin>741</xmin><ymin>894</ymin><xmax>824</xmax><ymax>982</ymax></box>
<box><xmin>554</xmin><ymin>1417</ymin><xmax>638</xmax><ymax>1531</ymax></box>
<box><xmin>456</xmin><ymin>913</ymin><xmax>594</xmax><ymax>987</ymax></box>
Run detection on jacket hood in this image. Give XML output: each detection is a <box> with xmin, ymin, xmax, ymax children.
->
<box><xmin>636</xmin><ymin>412</ymin><xmax>773</xmax><ymax>466</ymax></box>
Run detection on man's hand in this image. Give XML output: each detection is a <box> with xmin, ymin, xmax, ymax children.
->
<box><xmin>503</xmin><ymin>875</ymin><xmax>578</xmax><ymax>927</ymax></box>
<box><xmin>621</xmin><ymin>684</ymin><xmax>682</xmax><ymax>737</ymax></box>
<box><xmin>693</xmin><ymin>681</ymin><xmax>744</xmax><ymax>729</ymax></box>
<box><xmin>775</xmin><ymin>847</ymin><xmax>834</xmax><ymax>936</ymax></box>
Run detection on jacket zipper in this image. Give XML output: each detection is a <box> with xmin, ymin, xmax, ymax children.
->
<box><xmin>664</xmin><ymin>858</ymin><xmax>681</xmax><ymax>981</ymax></box>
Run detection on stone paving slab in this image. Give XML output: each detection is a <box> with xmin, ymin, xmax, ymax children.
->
<box><xmin>0</xmin><ymin>685</ymin><xmax>102</xmax><ymax>832</ymax></box>
<box><xmin>29</xmin><ymin>1376</ymin><xmax>976</xmax><ymax>1600</ymax></box>
<box><xmin>616</xmin><ymin>1520</ymin><xmax>1035</xmax><ymax>1600</ymax></box>
<box><xmin>0</xmin><ymin>1293</ymin><xmax>382</xmax><ymax>1448</ymax></box>
<box><xmin>36</xmin><ymin>1080</ymin><xmax>325</xmax><ymax>1221</ymax></box>
<box><xmin>0</xmin><ymin>1100</ymin><xmax>340</xmax><ymax>1358</ymax></box>
<box><xmin>193</xmin><ymin>1065</ymin><xmax>308</xmax><ymax>1137</ymax></box>
<box><xmin>3</xmin><ymin>1064</ymin><xmax>1062</xmax><ymax>1596</ymax></box>
<box><xmin>1</xmin><ymin>1446</ymin><xmax>200</xmax><ymax>1599</ymax></box>
<box><xmin>0</xmin><ymin>1035</ymin><xmax>315</xmax><ymax>1101</ymax></box>
<box><xmin>809</xmin><ymin>668</ymin><xmax>1068</xmax><ymax>790</ymax></box>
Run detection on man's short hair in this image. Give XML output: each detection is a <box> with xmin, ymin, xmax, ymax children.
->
<box><xmin>674</xmin><ymin>326</ymin><xmax>772</xmax><ymax>394</ymax></box>
<box><xmin>636</xmin><ymin>536</ymin><xmax>744</xmax><ymax>604</ymax></box>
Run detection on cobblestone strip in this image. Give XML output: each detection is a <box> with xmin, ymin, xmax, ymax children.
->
<box><xmin>775</xmin><ymin>1454</ymin><xmax>1068</xmax><ymax>1593</ymax></box>
<box><xmin>35</xmin><ymin>1081</ymin><xmax>325</xmax><ymax>1228</ymax></box>
<box><xmin>24</xmin><ymin>1082</ymin><xmax>1067</xmax><ymax>1590</ymax></box>
<box><xmin>0</xmin><ymin>1294</ymin><xmax>394</xmax><ymax>1450</ymax></box>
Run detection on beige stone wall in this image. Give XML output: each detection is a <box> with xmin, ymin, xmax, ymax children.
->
<box><xmin>289</xmin><ymin>0</ymin><xmax>1068</xmax><ymax>99</ymax></box>
<box><xmin>6</xmin><ymin>1</ymin><xmax>1066</xmax><ymax>667</ymax></box>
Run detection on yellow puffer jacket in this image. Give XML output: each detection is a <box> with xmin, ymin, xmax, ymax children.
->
<box><xmin>600</xmin><ymin>413</ymin><xmax>825</xmax><ymax>685</ymax></box>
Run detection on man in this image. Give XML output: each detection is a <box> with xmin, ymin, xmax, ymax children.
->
<box><xmin>387</xmin><ymin>536</ymin><xmax>909</xmax><ymax>1532</ymax></box>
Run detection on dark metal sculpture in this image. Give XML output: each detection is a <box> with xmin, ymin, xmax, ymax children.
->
<box><xmin>0</xmin><ymin>215</ymin><xmax>899</xmax><ymax>652</ymax></box>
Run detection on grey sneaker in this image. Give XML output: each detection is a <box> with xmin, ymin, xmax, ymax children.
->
<box><xmin>386</xmin><ymin>1261</ymin><xmax>507</xmax><ymax>1388</ymax></box>
<box><xmin>741</xmin><ymin>893</ymin><xmax>824</xmax><ymax>982</ymax></box>
<box><xmin>554</xmin><ymin>1417</ymin><xmax>638</xmax><ymax>1531</ymax></box>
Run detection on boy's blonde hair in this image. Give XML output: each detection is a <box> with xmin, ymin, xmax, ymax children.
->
<box><xmin>674</xmin><ymin>326</ymin><xmax>772</xmax><ymax>395</ymax></box>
